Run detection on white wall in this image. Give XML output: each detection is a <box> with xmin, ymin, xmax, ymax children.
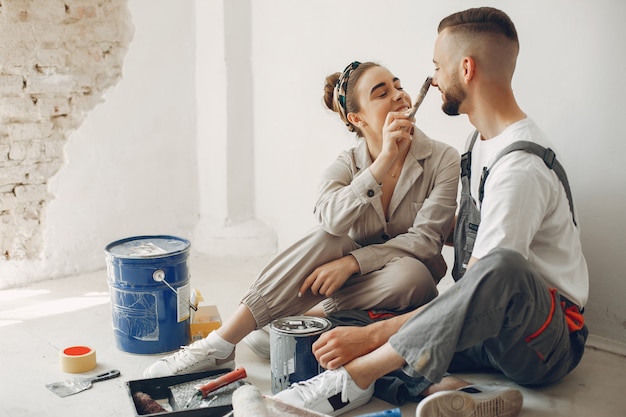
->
<box><xmin>249</xmin><ymin>1</ymin><xmax>626</xmax><ymax>344</ymax></box>
<box><xmin>43</xmin><ymin>1</ymin><xmax>199</xmax><ymax>278</ymax></box>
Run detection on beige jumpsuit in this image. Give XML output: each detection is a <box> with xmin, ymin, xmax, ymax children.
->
<box><xmin>241</xmin><ymin>128</ymin><xmax>461</xmax><ymax>328</ymax></box>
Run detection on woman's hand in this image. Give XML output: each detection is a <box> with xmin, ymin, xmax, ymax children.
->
<box><xmin>298</xmin><ymin>255</ymin><xmax>360</xmax><ymax>298</ymax></box>
<box><xmin>369</xmin><ymin>111</ymin><xmax>413</xmax><ymax>183</ymax></box>
<box><xmin>381</xmin><ymin>110</ymin><xmax>413</xmax><ymax>158</ymax></box>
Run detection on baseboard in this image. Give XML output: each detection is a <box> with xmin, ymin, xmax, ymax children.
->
<box><xmin>586</xmin><ymin>334</ymin><xmax>626</xmax><ymax>358</ymax></box>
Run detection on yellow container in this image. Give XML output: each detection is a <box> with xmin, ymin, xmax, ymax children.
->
<box><xmin>190</xmin><ymin>305</ymin><xmax>222</xmax><ymax>341</ymax></box>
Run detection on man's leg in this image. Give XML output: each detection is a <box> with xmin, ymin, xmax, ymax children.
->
<box><xmin>389</xmin><ymin>248</ymin><xmax>570</xmax><ymax>385</ymax></box>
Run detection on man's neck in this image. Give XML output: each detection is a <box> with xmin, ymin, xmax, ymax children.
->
<box><xmin>468</xmin><ymin>90</ymin><xmax>526</xmax><ymax>140</ymax></box>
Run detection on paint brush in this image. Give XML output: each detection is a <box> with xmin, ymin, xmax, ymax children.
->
<box><xmin>407</xmin><ymin>76</ymin><xmax>433</xmax><ymax>119</ymax></box>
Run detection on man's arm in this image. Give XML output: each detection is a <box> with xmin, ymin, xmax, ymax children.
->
<box><xmin>313</xmin><ymin>304</ymin><xmax>427</xmax><ymax>370</ymax></box>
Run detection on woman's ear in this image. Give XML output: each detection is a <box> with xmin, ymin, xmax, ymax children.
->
<box><xmin>347</xmin><ymin>112</ymin><xmax>364</xmax><ymax>127</ymax></box>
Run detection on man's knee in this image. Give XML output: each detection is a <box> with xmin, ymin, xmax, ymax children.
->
<box><xmin>482</xmin><ymin>247</ymin><xmax>528</xmax><ymax>270</ymax></box>
<box><xmin>466</xmin><ymin>248</ymin><xmax>538</xmax><ymax>293</ymax></box>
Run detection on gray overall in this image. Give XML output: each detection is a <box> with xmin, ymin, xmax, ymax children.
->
<box><xmin>452</xmin><ymin>131</ymin><xmax>577</xmax><ymax>280</ymax></box>
<box><xmin>377</xmin><ymin>132</ymin><xmax>588</xmax><ymax>405</ymax></box>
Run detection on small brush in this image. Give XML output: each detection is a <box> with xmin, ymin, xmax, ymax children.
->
<box><xmin>407</xmin><ymin>76</ymin><xmax>433</xmax><ymax>119</ymax></box>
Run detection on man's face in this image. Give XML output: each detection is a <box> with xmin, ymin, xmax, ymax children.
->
<box><xmin>432</xmin><ymin>30</ymin><xmax>467</xmax><ymax>116</ymax></box>
<box><xmin>440</xmin><ymin>73</ymin><xmax>466</xmax><ymax>116</ymax></box>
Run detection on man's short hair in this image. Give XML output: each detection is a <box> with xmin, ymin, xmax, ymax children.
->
<box><xmin>438</xmin><ymin>7</ymin><xmax>519</xmax><ymax>48</ymax></box>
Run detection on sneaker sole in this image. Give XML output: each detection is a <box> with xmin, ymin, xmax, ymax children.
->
<box><xmin>416</xmin><ymin>387</ymin><xmax>523</xmax><ymax>417</ymax></box>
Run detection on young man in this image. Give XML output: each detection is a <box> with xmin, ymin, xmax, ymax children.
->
<box><xmin>273</xmin><ymin>7</ymin><xmax>589</xmax><ymax>417</ymax></box>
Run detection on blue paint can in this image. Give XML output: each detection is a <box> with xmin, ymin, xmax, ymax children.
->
<box><xmin>270</xmin><ymin>316</ymin><xmax>331</xmax><ymax>394</ymax></box>
<box><xmin>105</xmin><ymin>235</ymin><xmax>191</xmax><ymax>354</ymax></box>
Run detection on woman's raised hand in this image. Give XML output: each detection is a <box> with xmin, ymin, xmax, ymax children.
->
<box><xmin>381</xmin><ymin>110</ymin><xmax>414</xmax><ymax>156</ymax></box>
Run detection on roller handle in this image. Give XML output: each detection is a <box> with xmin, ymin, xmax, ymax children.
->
<box><xmin>355</xmin><ymin>408</ymin><xmax>402</xmax><ymax>417</ymax></box>
<box><xmin>199</xmin><ymin>367</ymin><xmax>247</xmax><ymax>398</ymax></box>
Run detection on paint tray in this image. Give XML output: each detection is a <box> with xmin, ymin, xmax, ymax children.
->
<box><xmin>126</xmin><ymin>369</ymin><xmax>235</xmax><ymax>417</ymax></box>
<box><xmin>169</xmin><ymin>375</ymin><xmax>247</xmax><ymax>410</ymax></box>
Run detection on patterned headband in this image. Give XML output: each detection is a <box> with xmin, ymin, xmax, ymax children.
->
<box><xmin>334</xmin><ymin>61</ymin><xmax>361</xmax><ymax>126</ymax></box>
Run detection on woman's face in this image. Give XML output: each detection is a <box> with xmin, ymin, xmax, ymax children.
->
<box><xmin>349</xmin><ymin>66</ymin><xmax>412</xmax><ymax>139</ymax></box>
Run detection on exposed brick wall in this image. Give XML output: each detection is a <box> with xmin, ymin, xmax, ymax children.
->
<box><xmin>0</xmin><ymin>0</ymin><xmax>132</xmax><ymax>261</ymax></box>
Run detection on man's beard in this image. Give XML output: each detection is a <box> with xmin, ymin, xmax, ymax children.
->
<box><xmin>441</xmin><ymin>78</ymin><xmax>466</xmax><ymax>116</ymax></box>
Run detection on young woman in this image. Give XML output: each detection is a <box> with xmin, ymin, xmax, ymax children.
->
<box><xmin>144</xmin><ymin>61</ymin><xmax>460</xmax><ymax>378</ymax></box>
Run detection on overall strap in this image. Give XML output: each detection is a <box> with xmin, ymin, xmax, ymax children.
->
<box><xmin>479</xmin><ymin>140</ymin><xmax>577</xmax><ymax>226</ymax></box>
<box><xmin>460</xmin><ymin>130</ymin><xmax>480</xmax><ymax>178</ymax></box>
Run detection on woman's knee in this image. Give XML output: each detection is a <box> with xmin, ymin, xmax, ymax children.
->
<box><xmin>308</xmin><ymin>227</ymin><xmax>357</xmax><ymax>253</ymax></box>
<box><xmin>387</xmin><ymin>257</ymin><xmax>438</xmax><ymax>308</ymax></box>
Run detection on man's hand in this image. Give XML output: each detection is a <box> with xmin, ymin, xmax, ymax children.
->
<box><xmin>313</xmin><ymin>306</ymin><xmax>427</xmax><ymax>369</ymax></box>
<box><xmin>298</xmin><ymin>255</ymin><xmax>360</xmax><ymax>297</ymax></box>
<box><xmin>312</xmin><ymin>325</ymin><xmax>379</xmax><ymax>370</ymax></box>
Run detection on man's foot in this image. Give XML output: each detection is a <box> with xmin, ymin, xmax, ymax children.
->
<box><xmin>416</xmin><ymin>385</ymin><xmax>523</xmax><ymax>417</ymax></box>
<box><xmin>243</xmin><ymin>326</ymin><xmax>271</xmax><ymax>359</ymax></box>
<box><xmin>143</xmin><ymin>337</ymin><xmax>235</xmax><ymax>378</ymax></box>
<box><xmin>272</xmin><ymin>367</ymin><xmax>374</xmax><ymax>416</ymax></box>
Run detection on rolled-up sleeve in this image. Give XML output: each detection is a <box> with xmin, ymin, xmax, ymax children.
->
<box><xmin>314</xmin><ymin>150</ymin><xmax>382</xmax><ymax>236</ymax></box>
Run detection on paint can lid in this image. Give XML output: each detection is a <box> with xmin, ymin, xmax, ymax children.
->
<box><xmin>105</xmin><ymin>235</ymin><xmax>190</xmax><ymax>258</ymax></box>
<box><xmin>270</xmin><ymin>316</ymin><xmax>331</xmax><ymax>335</ymax></box>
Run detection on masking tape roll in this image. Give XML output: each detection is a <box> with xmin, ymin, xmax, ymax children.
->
<box><xmin>60</xmin><ymin>345</ymin><xmax>97</xmax><ymax>373</ymax></box>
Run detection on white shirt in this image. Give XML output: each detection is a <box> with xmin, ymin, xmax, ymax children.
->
<box><xmin>468</xmin><ymin>118</ymin><xmax>588</xmax><ymax>307</ymax></box>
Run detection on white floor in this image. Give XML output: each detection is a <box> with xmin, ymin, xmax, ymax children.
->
<box><xmin>1</xmin><ymin>254</ymin><xmax>625</xmax><ymax>417</ymax></box>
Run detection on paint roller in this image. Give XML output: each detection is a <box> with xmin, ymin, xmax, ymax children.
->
<box><xmin>231</xmin><ymin>385</ymin><xmax>268</xmax><ymax>417</ymax></box>
<box><xmin>132</xmin><ymin>391</ymin><xmax>168</xmax><ymax>415</ymax></box>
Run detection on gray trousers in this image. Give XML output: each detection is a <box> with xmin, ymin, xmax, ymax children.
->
<box><xmin>240</xmin><ymin>227</ymin><xmax>438</xmax><ymax>329</ymax></box>
<box><xmin>386</xmin><ymin>248</ymin><xmax>587</xmax><ymax>401</ymax></box>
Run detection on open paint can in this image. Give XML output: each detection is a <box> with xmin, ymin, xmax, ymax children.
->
<box><xmin>270</xmin><ymin>316</ymin><xmax>331</xmax><ymax>394</ymax></box>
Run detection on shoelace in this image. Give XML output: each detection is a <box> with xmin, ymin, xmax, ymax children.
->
<box><xmin>291</xmin><ymin>369</ymin><xmax>349</xmax><ymax>405</ymax></box>
<box><xmin>163</xmin><ymin>341</ymin><xmax>216</xmax><ymax>370</ymax></box>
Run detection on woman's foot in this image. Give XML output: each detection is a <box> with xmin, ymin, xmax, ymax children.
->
<box><xmin>143</xmin><ymin>335</ymin><xmax>235</xmax><ymax>378</ymax></box>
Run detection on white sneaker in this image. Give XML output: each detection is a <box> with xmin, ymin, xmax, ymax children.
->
<box><xmin>416</xmin><ymin>385</ymin><xmax>523</xmax><ymax>417</ymax></box>
<box><xmin>143</xmin><ymin>338</ymin><xmax>235</xmax><ymax>378</ymax></box>
<box><xmin>272</xmin><ymin>367</ymin><xmax>374</xmax><ymax>416</ymax></box>
<box><xmin>243</xmin><ymin>325</ymin><xmax>271</xmax><ymax>359</ymax></box>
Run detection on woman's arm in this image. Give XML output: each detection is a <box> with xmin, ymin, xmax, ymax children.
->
<box><xmin>314</xmin><ymin>147</ymin><xmax>382</xmax><ymax>236</ymax></box>
<box><xmin>352</xmin><ymin>144</ymin><xmax>461</xmax><ymax>275</ymax></box>
<box><xmin>314</xmin><ymin>111</ymin><xmax>414</xmax><ymax>236</ymax></box>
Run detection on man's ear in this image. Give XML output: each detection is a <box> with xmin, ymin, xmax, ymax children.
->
<box><xmin>461</xmin><ymin>56</ymin><xmax>475</xmax><ymax>84</ymax></box>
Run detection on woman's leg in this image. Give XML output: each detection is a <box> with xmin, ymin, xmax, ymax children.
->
<box><xmin>322</xmin><ymin>256</ymin><xmax>438</xmax><ymax>314</ymax></box>
<box><xmin>241</xmin><ymin>228</ymin><xmax>359</xmax><ymax>328</ymax></box>
<box><xmin>144</xmin><ymin>228</ymin><xmax>358</xmax><ymax>377</ymax></box>
<box><xmin>216</xmin><ymin>303</ymin><xmax>258</xmax><ymax>344</ymax></box>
